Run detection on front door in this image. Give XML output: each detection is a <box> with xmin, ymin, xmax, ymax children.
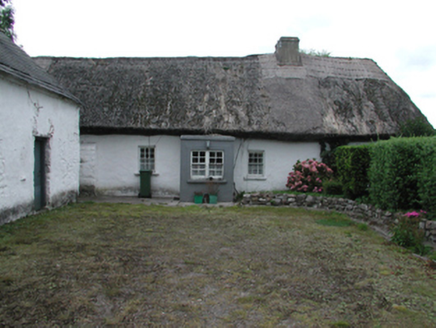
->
<box><xmin>34</xmin><ymin>138</ymin><xmax>46</xmax><ymax>211</ymax></box>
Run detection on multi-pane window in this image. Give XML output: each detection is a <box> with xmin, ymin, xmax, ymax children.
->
<box><xmin>248</xmin><ymin>151</ymin><xmax>264</xmax><ymax>176</ymax></box>
<box><xmin>191</xmin><ymin>150</ymin><xmax>224</xmax><ymax>179</ymax></box>
<box><xmin>139</xmin><ymin>146</ymin><xmax>155</xmax><ymax>171</ymax></box>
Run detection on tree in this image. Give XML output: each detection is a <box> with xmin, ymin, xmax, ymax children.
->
<box><xmin>398</xmin><ymin>117</ymin><xmax>435</xmax><ymax>137</ymax></box>
<box><xmin>300</xmin><ymin>49</ymin><xmax>331</xmax><ymax>57</ymax></box>
<box><xmin>0</xmin><ymin>0</ymin><xmax>15</xmax><ymax>41</ymax></box>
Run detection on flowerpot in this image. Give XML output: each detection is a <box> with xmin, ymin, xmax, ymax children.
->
<box><xmin>194</xmin><ymin>194</ymin><xmax>203</xmax><ymax>204</ymax></box>
<box><xmin>209</xmin><ymin>194</ymin><xmax>218</xmax><ymax>204</ymax></box>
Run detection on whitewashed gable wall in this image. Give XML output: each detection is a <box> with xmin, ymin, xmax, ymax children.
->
<box><xmin>0</xmin><ymin>76</ymin><xmax>80</xmax><ymax>224</ymax></box>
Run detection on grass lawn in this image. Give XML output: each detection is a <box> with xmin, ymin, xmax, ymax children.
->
<box><xmin>1</xmin><ymin>203</ymin><xmax>436</xmax><ymax>327</ymax></box>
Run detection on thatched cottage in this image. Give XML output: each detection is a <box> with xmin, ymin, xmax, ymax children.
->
<box><xmin>34</xmin><ymin>37</ymin><xmax>429</xmax><ymax>202</ymax></box>
<box><xmin>0</xmin><ymin>32</ymin><xmax>81</xmax><ymax>223</ymax></box>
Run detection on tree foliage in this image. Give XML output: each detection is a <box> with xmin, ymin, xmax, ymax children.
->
<box><xmin>398</xmin><ymin>117</ymin><xmax>435</xmax><ymax>137</ymax></box>
<box><xmin>0</xmin><ymin>0</ymin><xmax>15</xmax><ymax>41</ymax></box>
<box><xmin>300</xmin><ymin>48</ymin><xmax>331</xmax><ymax>57</ymax></box>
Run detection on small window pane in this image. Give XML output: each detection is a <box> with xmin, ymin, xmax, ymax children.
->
<box><xmin>190</xmin><ymin>150</ymin><xmax>224</xmax><ymax>179</ymax></box>
<box><xmin>248</xmin><ymin>151</ymin><xmax>264</xmax><ymax>176</ymax></box>
<box><xmin>140</xmin><ymin>147</ymin><xmax>155</xmax><ymax>171</ymax></box>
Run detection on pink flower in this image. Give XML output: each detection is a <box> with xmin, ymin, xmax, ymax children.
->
<box><xmin>405</xmin><ymin>211</ymin><xmax>420</xmax><ymax>218</ymax></box>
<box><xmin>287</xmin><ymin>159</ymin><xmax>333</xmax><ymax>193</ymax></box>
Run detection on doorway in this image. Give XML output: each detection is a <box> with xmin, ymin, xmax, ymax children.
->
<box><xmin>34</xmin><ymin>138</ymin><xmax>46</xmax><ymax>211</ymax></box>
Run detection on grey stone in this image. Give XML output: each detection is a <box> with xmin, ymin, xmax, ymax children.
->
<box><xmin>419</xmin><ymin>221</ymin><xmax>426</xmax><ymax>230</ymax></box>
<box><xmin>296</xmin><ymin>194</ymin><xmax>307</xmax><ymax>203</ymax></box>
<box><xmin>271</xmin><ymin>199</ymin><xmax>282</xmax><ymax>206</ymax></box>
<box><xmin>305</xmin><ymin>195</ymin><xmax>315</xmax><ymax>206</ymax></box>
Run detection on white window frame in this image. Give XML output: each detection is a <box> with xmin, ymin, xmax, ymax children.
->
<box><xmin>191</xmin><ymin>150</ymin><xmax>224</xmax><ymax>179</ymax></box>
<box><xmin>247</xmin><ymin>150</ymin><xmax>264</xmax><ymax>177</ymax></box>
<box><xmin>139</xmin><ymin>146</ymin><xmax>156</xmax><ymax>172</ymax></box>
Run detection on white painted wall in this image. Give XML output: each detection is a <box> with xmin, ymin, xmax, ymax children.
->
<box><xmin>233</xmin><ymin>138</ymin><xmax>321</xmax><ymax>193</ymax></box>
<box><xmin>80</xmin><ymin>135</ymin><xmax>181</xmax><ymax>197</ymax></box>
<box><xmin>0</xmin><ymin>75</ymin><xmax>80</xmax><ymax>224</ymax></box>
<box><xmin>79</xmin><ymin>134</ymin><xmax>320</xmax><ymax>198</ymax></box>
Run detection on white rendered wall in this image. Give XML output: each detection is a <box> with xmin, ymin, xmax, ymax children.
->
<box><xmin>233</xmin><ymin>138</ymin><xmax>321</xmax><ymax>193</ymax></box>
<box><xmin>0</xmin><ymin>75</ymin><xmax>80</xmax><ymax>223</ymax></box>
<box><xmin>80</xmin><ymin>135</ymin><xmax>320</xmax><ymax>197</ymax></box>
<box><xmin>80</xmin><ymin>135</ymin><xmax>180</xmax><ymax>197</ymax></box>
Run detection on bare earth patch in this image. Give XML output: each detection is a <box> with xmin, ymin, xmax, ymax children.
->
<box><xmin>1</xmin><ymin>203</ymin><xmax>435</xmax><ymax>327</ymax></box>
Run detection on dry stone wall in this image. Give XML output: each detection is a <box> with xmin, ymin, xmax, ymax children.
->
<box><xmin>241</xmin><ymin>193</ymin><xmax>436</xmax><ymax>246</ymax></box>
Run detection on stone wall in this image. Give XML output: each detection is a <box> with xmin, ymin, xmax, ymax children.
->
<box><xmin>241</xmin><ymin>193</ymin><xmax>436</xmax><ymax>246</ymax></box>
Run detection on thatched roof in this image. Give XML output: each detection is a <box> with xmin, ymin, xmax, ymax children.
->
<box><xmin>34</xmin><ymin>39</ymin><xmax>428</xmax><ymax>141</ymax></box>
<box><xmin>0</xmin><ymin>32</ymin><xmax>79</xmax><ymax>103</ymax></box>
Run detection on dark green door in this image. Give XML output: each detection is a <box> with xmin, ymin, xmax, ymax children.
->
<box><xmin>34</xmin><ymin>139</ymin><xmax>46</xmax><ymax>211</ymax></box>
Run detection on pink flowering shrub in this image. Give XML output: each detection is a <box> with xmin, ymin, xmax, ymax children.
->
<box><xmin>391</xmin><ymin>210</ymin><xmax>428</xmax><ymax>254</ymax></box>
<box><xmin>404</xmin><ymin>210</ymin><xmax>427</xmax><ymax>218</ymax></box>
<box><xmin>286</xmin><ymin>159</ymin><xmax>333</xmax><ymax>193</ymax></box>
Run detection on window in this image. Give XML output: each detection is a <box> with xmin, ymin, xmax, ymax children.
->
<box><xmin>191</xmin><ymin>150</ymin><xmax>224</xmax><ymax>179</ymax></box>
<box><xmin>139</xmin><ymin>146</ymin><xmax>155</xmax><ymax>171</ymax></box>
<box><xmin>248</xmin><ymin>151</ymin><xmax>264</xmax><ymax>176</ymax></box>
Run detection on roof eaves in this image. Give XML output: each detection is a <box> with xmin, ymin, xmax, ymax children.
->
<box><xmin>0</xmin><ymin>63</ymin><xmax>81</xmax><ymax>105</ymax></box>
<box><xmin>80</xmin><ymin>126</ymin><xmax>393</xmax><ymax>142</ymax></box>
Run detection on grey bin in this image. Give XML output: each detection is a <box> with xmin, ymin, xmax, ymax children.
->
<box><xmin>139</xmin><ymin>170</ymin><xmax>152</xmax><ymax>198</ymax></box>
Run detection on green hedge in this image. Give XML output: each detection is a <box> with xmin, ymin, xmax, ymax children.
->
<box><xmin>368</xmin><ymin>137</ymin><xmax>436</xmax><ymax>212</ymax></box>
<box><xmin>323</xmin><ymin>180</ymin><xmax>343</xmax><ymax>196</ymax></box>
<box><xmin>335</xmin><ymin>145</ymin><xmax>372</xmax><ymax>199</ymax></box>
<box><xmin>417</xmin><ymin>138</ymin><xmax>436</xmax><ymax>219</ymax></box>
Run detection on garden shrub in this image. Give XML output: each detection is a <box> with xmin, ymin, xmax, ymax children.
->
<box><xmin>323</xmin><ymin>180</ymin><xmax>343</xmax><ymax>196</ymax></box>
<box><xmin>367</xmin><ymin>136</ymin><xmax>436</xmax><ymax>218</ymax></box>
<box><xmin>368</xmin><ymin>138</ymin><xmax>424</xmax><ymax>211</ymax></box>
<box><xmin>417</xmin><ymin>137</ymin><xmax>436</xmax><ymax>219</ymax></box>
<box><xmin>391</xmin><ymin>211</ymin><xmax>429</xmax><ymax>255</ymax></box>
<box><xmin>286</xmin><ymin>159</ymin><xmax>333</xmax><ymax>193</ymax></box>
<box><xmin>320</xmin><ymin>139</ymin><xmax>349</xmax><ymax>177</ymax></box>
<box><xmin>335</xmin><ymin>145</ymin><xmax>372</xmax><ymax>199</ymax></box>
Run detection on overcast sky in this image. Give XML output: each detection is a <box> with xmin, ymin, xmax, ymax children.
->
<box><xmin>12</xmin><ymin>0</ymin><xmax>436</xmax><ymax>127</ymax></box>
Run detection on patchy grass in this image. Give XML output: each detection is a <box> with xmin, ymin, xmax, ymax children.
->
<box><xmin>1</xmin><ymin>203</ymin><xmax>436</xmax><ymax>327</ymax></box>
<box><xmin>315</xmin><ymin>213</ymin><xmax>354</xmax><ymax>227</ymax></box>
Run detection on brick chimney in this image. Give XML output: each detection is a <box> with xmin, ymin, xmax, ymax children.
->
<box><xmin>275</xmin><ymin>37</ymin><xmax>302</xmax><ymax>66</ymax></box>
